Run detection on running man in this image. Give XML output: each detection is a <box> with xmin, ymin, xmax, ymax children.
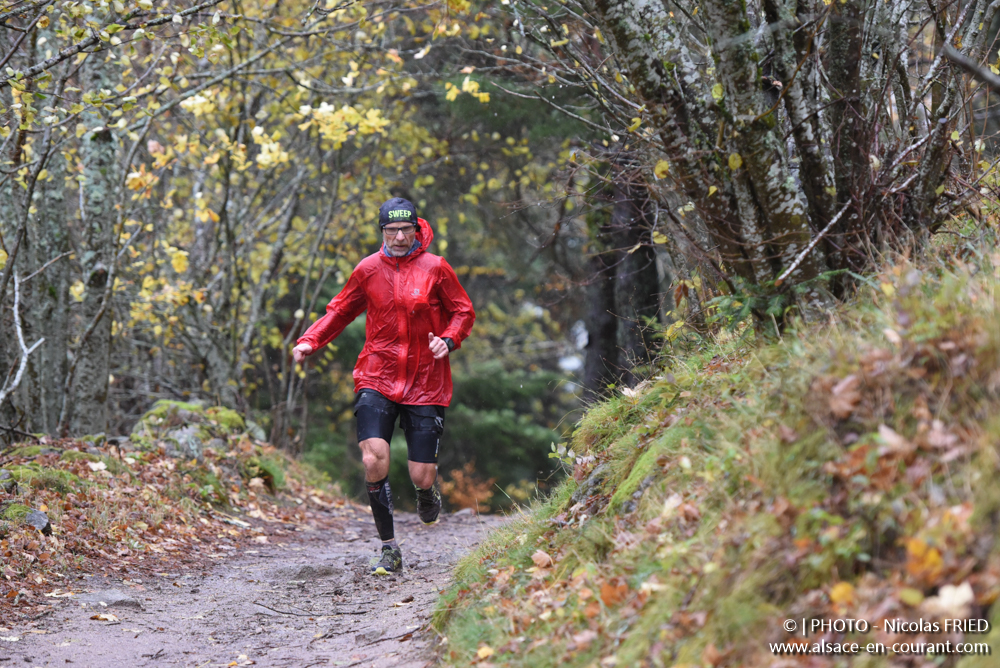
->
<box><xmin>292</xmin><ymin>197</ymin><xmax>475</xmax><ymax>575</ymax></box>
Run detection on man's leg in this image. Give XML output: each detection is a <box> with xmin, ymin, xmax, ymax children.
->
<box><xmin>354</xmin><ymin>390</ymin><xmax>403</xmax><ymax>574</ymax></box>
<box><xmin>400</xmin><ymin>405</ymin><xmax>445</xmax><ymax>525</ymax></box>
<box><xmin>360</xmin><ymin>437</ymin><xmax>395</xmax><ymax>544</ymax></box>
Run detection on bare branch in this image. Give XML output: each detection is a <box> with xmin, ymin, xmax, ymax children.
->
<box><xmin>0</xmin><ymin>274</ymin><xmax>45</xmax><ymax>408</ymax></box>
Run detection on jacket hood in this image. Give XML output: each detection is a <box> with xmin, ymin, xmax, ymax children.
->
<box><xmin>381</xmin><ymin>217</ymin><xmax>433</xmax><ymax>261</ymax></box>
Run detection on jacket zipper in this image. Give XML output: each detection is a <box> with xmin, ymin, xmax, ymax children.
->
<box><xmin>393</xmin><ymin>256</ymin><xmax>408</xmax><ymax>400</ymax></box>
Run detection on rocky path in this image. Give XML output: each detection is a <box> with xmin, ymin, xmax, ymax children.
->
<box><xmin>0</xmin><ymin>507</ymin><xmax>502</xmax><ymax>667</ymax></box>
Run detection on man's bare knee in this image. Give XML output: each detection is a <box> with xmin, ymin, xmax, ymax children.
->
<box><xmin>409</xmin><ymin>461</ymin><xmax>437</xmax><ymax>489</ymax></box>
<box><xmin>360</xmin><ymin>438</ymin><xmax>390</xmax><ymax>480</ymax></box>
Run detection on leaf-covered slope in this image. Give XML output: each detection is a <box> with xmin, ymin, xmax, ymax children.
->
<box><xmin>0</xmin><ymin>400</ymin><xmax>342</xmax><ymax>625</ymax></box>
<box><xmin>433</xmin><ymin>251</ymin><xmax>1000</xmax><ymax>667</ymax></box>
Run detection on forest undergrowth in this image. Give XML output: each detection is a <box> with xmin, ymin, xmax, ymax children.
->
<box><xmin>432</xmin><ymin>227</ymin><xmax>1000</xmax><ymax>668</ymax></box>
<box><xmin>0</xmin><ymin>401</ymin><xmax>342</xmax><ymax>626</ymax></box>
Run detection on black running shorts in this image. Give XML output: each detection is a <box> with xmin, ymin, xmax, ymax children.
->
<box><xmin>353</xmin><ymin>389</ymin><xmax>445</xmax><ymax>464</ymax></box>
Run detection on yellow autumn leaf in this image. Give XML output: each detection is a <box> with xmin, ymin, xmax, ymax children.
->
<box><xmin>711</xmin><ymin>83</ymin><xmax>724</xmax><ymax>100</ymax></box>
<box><xmin>654</xmin><ymin>160</ymin><xmax>670</xmax><ymax>178</ymax></box>
<box><xmin>0</xmin><ymin>248</ymin><xmax>6</xmax><ymax>269</ymax></box>
<box><xmin>950</xmin><ymin>130</ymin><xmax>960</xmax><ymax>141</ymax></box>
<box><xmin>905</xmin><ymin>537</ymin><xmax>944</xmax><ymax>583</ymax></box>
<box><xmin>171</xmin><ymin>250</ymin><xmax>189</xmax><ymax>274</ymax></box>
<box><xmin>477</xmin><ymin>645</ymin><xmax>495</xmax><ymax>659</ymax></box>
<box><xmin>708</xmin><ymin>185</ymin><xmax>717</xmax><ymax>197</ymax></box>
<box><xmin>898</xmin><ymin>587</ymin><xmax>924</xmax><ymax>606</ymax></box>
<box><xmin>70</xmin><ymin>281</ymin><xmax>85</xmax><ymax>302</ymax></box>
<box><xmin>880</xmin><ymin>282</ymin><xmax>895</xmax><ymax>297</ymax></box>
<box><xmin>728</xmin><ymin>153</ymin><xmax>743</xmax><ymax>170</ymax></box>
<box><xmin>829</xmin><ymin>581</ymin><xmax>855</xmax><ymax>605</ymax></box>
<box><xmin>935</xmin><ymin>184</ymin><xmax>945</xmax><ymax>195</ymax></box>
<box><xmin>652</xmin><ymin>231</ymin><xmax>668</xmax><ymax>244</ymax></box>
<box><xmin>628</xmin><ymin>117</ymin><xmax>642</xmax><ymax>132</ymax></box>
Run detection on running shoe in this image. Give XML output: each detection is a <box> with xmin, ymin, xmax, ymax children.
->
<box><xmin>372</xmin><ymin>545</ymin><xmax>403</xmax><ymax>575</ymax></box>
<box><xmin>416</xmin><ymin>483</ymin><xmax>442</xmax><ymax>525</ymax></box>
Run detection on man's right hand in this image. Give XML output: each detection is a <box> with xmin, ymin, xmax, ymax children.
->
<box><xmin>292</xmin><ymin>343</ymin><xmax>313</xmax><ymax>364</ymax></box>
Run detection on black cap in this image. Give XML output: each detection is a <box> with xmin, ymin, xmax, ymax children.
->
<box><xmin>378</xmin><ymin>197</ymin><xmax>417</xmax><ymax>228</ymax></box>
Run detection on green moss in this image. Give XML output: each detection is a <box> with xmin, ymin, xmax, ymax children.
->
<box><xmin>9</xmin><ymin>446</ymin><xmax>48</xmax><ymax>458</ymax></box>
<box><xmin>7</xmin><ymin>464</ymin><xmax>84</xmax><ymax>493</ymax></box>
<box><xmin>206</xmin><ymin>406</ymin><xmax>244</xmax><ymax>432</ymax></box>
<box><xmin>146</xmin><ymin>399</ymin><xmax>205</xmax><ymax>418</ymax></box>
<box><xmin>1</xmin><ymin>503</ymin><xmax>31</xmax><ymax>521</ymax></box>
<box><xmin>60</xmin><ymin>450</ymin><xmax>100</xmax><ymax>463</ymax></box>
<box><xmin>609</xmin><ymin>428</ymin><xmax>691</xmax><ymax>510</ymax></box>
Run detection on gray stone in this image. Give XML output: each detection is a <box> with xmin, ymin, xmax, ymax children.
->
<box><xmin>0</xmin><ymin>470</ymin><xmax>16</xmax><ymax>494</ymax></box>
<box><xmin>206</xmin><ymin>438</ymin><xmax>227</xmax><ymax>451</ymax></box>
<box><xmin>107</xmin><ymin>437</ymin><xmax>132</xmax><ymax>450</ymax></box>
<box><xmin>164</xmin><ymin>425</ymin><xmax>204</xmax><ymax>460</ymax></box>
<box><xmin>245</xmin><ymin>420</ymin><xmax>267</xmax><ymax>442</ymax></box>
<box><xmin>569</xmin><ymin>463</ymin><xmax>610</xmax><ymax>507</ymax></box>
<box><xmin>77</xmin><ymin>589</ymin><xmax>144</xmax><ymax>610</ymax></box>
<box><xmin>25</xmin><ymin>510</ymin><xmax>51</xmax><ymax>535</ymax></box>
<box><xmin>354</xmin><ymin>628</ymin><xmax>384</xmax><ymax>644</ymax></box>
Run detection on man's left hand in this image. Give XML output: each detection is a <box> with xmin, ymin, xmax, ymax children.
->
<box><xmin>428</xmin><ymin>333</ymin><xmax>450</xmax><ymax>360</ymax></box>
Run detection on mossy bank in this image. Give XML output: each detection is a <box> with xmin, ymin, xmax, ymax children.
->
<box><xmin>433</xmin><ymin>241</ymin><xmax>1000</xmax><ymax>667</ymax></box>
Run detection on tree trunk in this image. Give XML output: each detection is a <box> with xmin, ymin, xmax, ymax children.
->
<box><xmin>611</xmin><ymin>177</ymin><xmax>660</xmax><ymax>387</ymax></box>
<box><xmin>582</xmin><ymin>196</ymin><xmax>620</xmax><ymax>399</ymax></box>
<box><xmin>18</xmin><ymin>153</ymin><xmax>70</xmax><ymax>434</ymax></box>
<box><xmin>68</xmin><ymin>52</ymin><xmax>117</xmax><ymax>435</ymax></box>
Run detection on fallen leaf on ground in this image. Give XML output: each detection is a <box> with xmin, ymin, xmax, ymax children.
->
<box><xmin>922</xmin><ymin>582</ymin><xmax>974</xmax><ymax>617</ymax></box>
<box><xmin>531</xmin><ymin>550</ymin><xmax>553</xmax><ymax>568</ymax></box>
<box><xmin>905</xmin><ymin>538</ymin><xmax>943</xmax><ymax>584</ymax></box>
<box><xmin>90</xmin><ymin>613</ymin><xmax>119</xmax><ymax>622</ymax></box>
<box><xmin>878</xmin><ymin>424</ymin><xmax>915</xmax><ymax>455</ymax></box>
<box><xmin>898</xmin><ymin>587</ymin><xmax>924</xmax><ymax>606</ymax></box>
<box><xmin>829</xmin><ymin>375</ymin><xmax>862</xmax><ymax>418</ymax></box>
<box><xmin>571</xmin><ymin>629</ymin><xmax>598</xmax><ymax>649</ymax></box>
<box><xmin>829</xmin><ymin>581</ymin><xmax>855</xmax><ymax>606</ymax></box>
<box><xmin>926</xmin><ymin>420</ymin><xmax>958</xmax><ymax>448</ymax></box>
<box><xmin>778</xmin><ymin>424</ymin><xmax>799</xmax><ymax>443</ymax></box>
<box><xmin>600</xmin><ymin>579</ymin><xmax>629</xmax><ymax>607</ymax></box>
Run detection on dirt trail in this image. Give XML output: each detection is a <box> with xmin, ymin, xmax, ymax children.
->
<box><xmin>1</xmin><ymin>507</ymin><xmax>502</xmax><ymax>667</ymax></box>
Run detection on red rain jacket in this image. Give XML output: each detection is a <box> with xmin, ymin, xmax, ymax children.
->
<box><xmin>296</xmin><ymin>218</ymin><xmax>475</xmax><ymax>406</ymax></box>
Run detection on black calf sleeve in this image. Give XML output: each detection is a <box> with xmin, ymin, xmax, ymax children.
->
<box><xmin>366</xmin><ymin>476</ymin><xmax>394</xmax><ymax>541</ymax></box>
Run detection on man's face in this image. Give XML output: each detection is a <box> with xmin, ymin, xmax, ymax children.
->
<box><xmin>383</xmin><ymin>223</ymin><xmax>417</xmax><ymax>257</ymax></box>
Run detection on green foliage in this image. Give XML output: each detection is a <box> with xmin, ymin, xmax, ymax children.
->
<box><xmin>246</xmin><ymin>456</ymin><xmax>286</xmax><ymax>493</ymax></box>
<box><xmin>182</xmin><ymin>467</ymin><xmax>228</xmax><ymax>507</ymax></box>
<box><xmin>706</xmin><ymin>272</ymin><xmax>848</xmax><ymax>332</ymax></box>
